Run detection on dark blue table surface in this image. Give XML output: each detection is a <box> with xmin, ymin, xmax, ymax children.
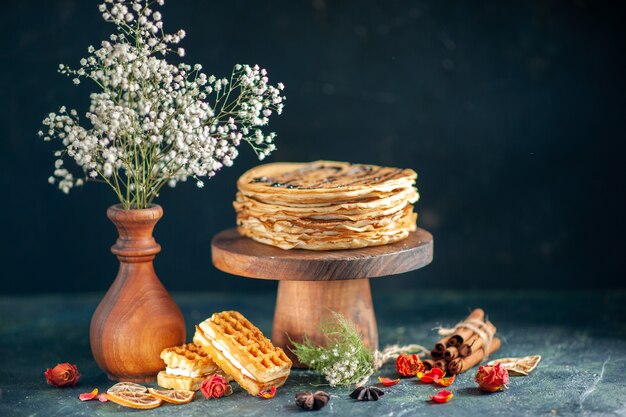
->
<box><xmin>1</xmin><ymin>289</ymin><xmax>625</xmax><ymax>417</ymax></box>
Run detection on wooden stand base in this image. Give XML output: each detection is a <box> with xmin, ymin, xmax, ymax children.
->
<box><xmin>272</xmin><ymin>279</ymin><xmax>377</xmax><ymax>366</ymax></box>
<box><xmin>212</xmin><ymin>227</ymin><xmax>433</xmax><ymax>367</ymax></box>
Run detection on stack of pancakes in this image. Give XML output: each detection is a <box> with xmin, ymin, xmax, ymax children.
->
<box><xmin>234</xmin><ymin>161</ymin><xmax>419</xmax><ymax>250</ymax></box>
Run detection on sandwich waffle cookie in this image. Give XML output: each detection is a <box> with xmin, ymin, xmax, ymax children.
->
<box><xmin>157</xmin><ymin>343</ymin><xmax>229</xmax><ymax>391</ymax></box>
<box><xmin>235</xmin><ymin>161</ymin><xmax>419</xmax><ymax>250</ymax></box>
<box><xmin>193</xmin><ymin>311</ymin><xmax>292</xmax><ymax>396</ymax></box>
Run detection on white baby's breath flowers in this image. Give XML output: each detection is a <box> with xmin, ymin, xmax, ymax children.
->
<box><xmin>41</xmin><ymin>0</ymin><xmax>285</xmax><ymax>209</ymax></box>
<box><xmin>322</xmin><ymin>355</ymin><xmax>363</xmax><ymax>387</ymax></box>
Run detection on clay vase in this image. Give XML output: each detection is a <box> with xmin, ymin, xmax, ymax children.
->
<box><xmin>90</xmin><ymin>204</ymin><xmax>186</xmax><ymax>382</ymax></box>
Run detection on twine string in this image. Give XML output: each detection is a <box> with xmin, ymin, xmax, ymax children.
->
<box><xmin>355</xmin><ymin>343</ymin><xmax>430</xmax><ymax>387</ymax></box>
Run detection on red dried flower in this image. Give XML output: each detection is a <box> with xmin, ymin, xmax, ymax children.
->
<box><xmin>435</xmin><ymin>375</ymin><xmax>455</xmax><ymax>387</ymax></box>
<box><xmin>45</xmin><ymin>363</ymin><xmax>80</xmax><ymax>387</ymax></box>
<box><xmin>378</xmin><ymin>376</ymin><xmax>400</xmax><ymax>387</ymax></box>
<box><xmin>201</xmin><ymin>374</ymin><xmax>232</xmax><ymax>399</ymax></box>
<box><xmin>396</xmin><ymin>353</ymin><xmax>425</xmax><ymax>377</ymax></box>
<box><xmin>475</xmin><ymin>363</ymin><xmax>509</xmax><ymax>392</ymax></box>
<box><xmin>79</xmin><ymin>388</ymin><xmax>98</xmax><ymax>401</ymax></box>
<box><xmin>259</xmin><ymin>387</ymin><xmax>277</xmax><ymax>399</ymax></box>
<box><xmin>430</xmin><ymin>389</ymin><xmax>453</xmax><ymax>403</ymax></box>
<box><xmin>417</xmin><ymin>368</ymin><xmax>445</xmax><ymax>384</ymax></box>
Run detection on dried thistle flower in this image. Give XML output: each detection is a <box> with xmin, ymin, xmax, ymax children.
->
<box><xmin>349</xmin><ymin>386</ymin><xmax>384</xmax><ymax>401</ymax></box>
<box><xmin>295</xmin><ymin>391</ymin><xmax>330</xmax><ymax>411</ymax></box>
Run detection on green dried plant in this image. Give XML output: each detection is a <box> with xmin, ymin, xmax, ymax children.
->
<box><xmin>291</xmin><ymin>312</ymin><xmax>374</xmax><ymax>386</ymax></box>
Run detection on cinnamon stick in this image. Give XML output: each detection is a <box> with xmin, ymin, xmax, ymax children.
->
<box><xmin>430</xmin><ymin>348</ymin><xmax>444</xmax><ymax>359</ymax></box>
<box><xmin>458</xmin><ymin>334</ymin><xmax>478</xmax><ymax>358</ymax></box>
<box><xmin>434</xmin><ymin>359</ymin><xmax>447</xmax><ymax>370</ymax></box>
<box><xmin>434</xmin><ymin>336</ymin><xmax>451</xmax><ymax>353</ymax></box>
<box><xmin>458</xmin><ymin>321</ymin><xmax>496</xmax><ymax>358</ymax></box>
<box><xmin>423</xmin><ymin>358</ymin><xmax>436</xmax><ymax>371</ymax></box>
<box><xmin>447</xmin><ymin>337</ymin><xmax>501</xmax><ymax>375</ymax></box>
<box><xmin>443</xmin><ymin>346</ymin><xmax>459</xmax><ymax>361</ymax></box>
<box><xmin>447</xmin><ymin>308</ymin><xmax>485</xmax><ymax>347</ymax></box>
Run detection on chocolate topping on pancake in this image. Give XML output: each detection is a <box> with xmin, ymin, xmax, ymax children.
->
<box><xmin>245</xmin><ymin>162</ymin><xmax>413</xmax><ymax>190</ymax></box>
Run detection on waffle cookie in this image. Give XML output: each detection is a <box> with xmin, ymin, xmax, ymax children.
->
<box><xmin>157</xmin><ymin>343</ymin><xmax>229</xmax><ymax>391</ymax></box>
<box><xmin>193</xmin><ymin>311</ymin><xmax>292</xmax><ymax>396</ymax></box>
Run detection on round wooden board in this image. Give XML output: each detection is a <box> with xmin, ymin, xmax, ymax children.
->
<box><xmin>211</xmin><ymin>227</ymin><xmax>433</xmax><ymax>281</ymax></box>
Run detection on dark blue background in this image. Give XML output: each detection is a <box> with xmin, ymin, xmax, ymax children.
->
<box><xmin>1</xmin><ymin>0</ymin><xmax>624</xmax><ymax>293</ymax></box>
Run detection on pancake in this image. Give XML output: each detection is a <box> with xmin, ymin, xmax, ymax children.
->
<box><xmin>234</xmin><ymin>161</ymin><xmax>419</xmax><ymax>250</ymax></box>
<box><xmin>238</xmin><ymin>161</ymin><xmax>417</xmax><ymax>194</ymax></box>
<box><xmin>234</xmin><ymin>186</ymin><xmax>418</xmax><ymax>215</ymax></box>
<box><xmin>238</xmin><ymin>204</ymin><xmax>414</xmax><ymax>233</ymax></box>
<box><xmin>235</xmin><ymin>195</ymin><xmax>414</xmax><ymax>222</ymax></box>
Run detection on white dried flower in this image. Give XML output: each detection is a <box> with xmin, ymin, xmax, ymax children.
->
<box><xmin>39</xmin><ymin>0</ymin><xmax>285</xmax><ymax>209</ymax></box>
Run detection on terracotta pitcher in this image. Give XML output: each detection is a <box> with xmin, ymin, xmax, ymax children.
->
<box><xmin>90</xmin><ymin>204</ymin><xmax>186</xmax><ymax>381</ymax></box>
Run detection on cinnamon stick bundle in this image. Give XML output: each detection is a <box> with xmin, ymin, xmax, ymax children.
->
<box><xmin>446</xmin><ymin>309</ymin><xmax>485</xmax><ymax>347</ymax></box>
<box><xmin>426</xmin><ymin>308</ymin><xmax>500</xmax><ymax>375</ymax></box>
<box><xmin>458</xmin><ymin>321</ymin><xmax>496</xmax><ymax>358</ymax></box>
<box><xmin>447</xmin><ymin>337</ymin><xmax>501</xmax><ymax>375</ymax></box>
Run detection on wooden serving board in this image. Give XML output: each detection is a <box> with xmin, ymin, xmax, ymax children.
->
<box><xmin>212</xmin><ymin>227</ymin><xmax>433</xmax><ymax>280</ymax></box>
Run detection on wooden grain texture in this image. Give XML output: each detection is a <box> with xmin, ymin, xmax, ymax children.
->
<box><xmin>90</xmin><ymin>205</ymin><xmax>186</xmax><ymax>382</ymax></box>
<box><xmin>211</xmin><ymin>228</ymin><xmax>433</xmax><ymax>281</ymax></box>
<box><xmin>211</xmin><ymin>227</ymin><xmax>433</xmax><ymax>367</ymax></box>
<box><xmin>272</xmin><ymin>279</ymin><xmax>378</xmax><ymax>366</ymax></box>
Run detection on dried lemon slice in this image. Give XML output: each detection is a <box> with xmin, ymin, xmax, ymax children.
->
<box><xmin>487</xmin><ymin>355</ymin><xmax>542</xmax><ymax>376</ymax></box>
<box><xmin>106</xmin><ymin>390</ymin><xmax>162</xmax><ymax>409</ymax></box>
<box><xmin>147</xmin><ymin>387</ymin><xmax>195</xmax><ymax>404</ymax></box>
<box><xmin>107</xmin><ymin>382</ymin><xmax>148</xmax><ymax>394</ymax></box>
